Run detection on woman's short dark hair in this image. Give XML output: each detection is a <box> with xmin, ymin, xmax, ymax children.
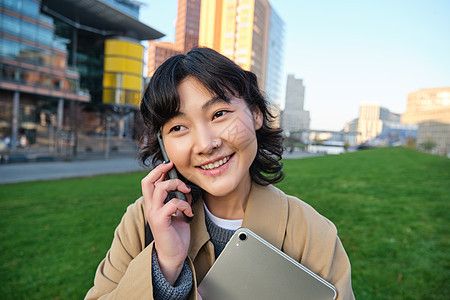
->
<box><xmin>140</xmin><ymin>47</ymin><xmax>284</xmax><ymax>186</ymax></box>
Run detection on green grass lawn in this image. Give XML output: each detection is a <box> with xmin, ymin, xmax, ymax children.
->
<box><xmin>0</xmin><ymin>147</ymin><xmax>448</xmax><ymax>299</ymax></box>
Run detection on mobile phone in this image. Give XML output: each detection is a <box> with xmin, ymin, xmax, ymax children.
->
<box><xmin>157</xmin><ymin>131</ymin><xmax>193</xmax><ymax>223</ymax></box>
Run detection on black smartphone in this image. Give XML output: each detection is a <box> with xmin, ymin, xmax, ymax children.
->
<box><xmin>157</xmin><ymin>131</ymin><xmax>193</xmax><ymax>223</ymax></box>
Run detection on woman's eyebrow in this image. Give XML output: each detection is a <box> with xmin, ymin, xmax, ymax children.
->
<box><xmin>171</xmin><ymin>111</ymin><xmax>185</xmax><ymax>118</ymax></box>
<box><xmin>201</xmin><ymin>96</ymin><xmax>230</xmax><ymax>111</ymax></box>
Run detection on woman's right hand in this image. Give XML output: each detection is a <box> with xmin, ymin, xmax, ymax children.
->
<box><xmin>141</xmin><ymin>161</ymin><xmax>194</xmax><ymax>285</ymax></box>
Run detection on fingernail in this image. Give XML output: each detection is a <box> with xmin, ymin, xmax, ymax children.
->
<box><xmin>164</xmin><ymin>160</ymin><xmax>171</xmax><ymax>164</ymax></box>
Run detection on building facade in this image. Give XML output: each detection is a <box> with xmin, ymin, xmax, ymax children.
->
<box><xmin>147</xmin><ymin>0</ymin><xmax>201</xmax><ymax>76</ymax></box>
<box><xmin>282</xmin><ymin>74</ymin><xmax>310</xmax><ymax>133</ymax></box>
<box><xmin>0</xmin><ymin>0</ymin><xmax>162</xmax><ymax>155</ymax></box>
<box><xmin>264</xmin><ymin>7</ymin><xmax>284</xmax><ymax>105</ymax></box>
<box><xmin>401</xmin><ymin>87</ymin><xmax>450</xmax><ymax>125</ymax></box>
<box><xmin>147</xmin><ymin>42</ymin><xmax>182</xmax><ymax>77</ymax></box>
<box><xmin>199</xmin><ymin>0</ymin><xmax>284</xmax><ymax>95</ymax></box>
<box><xmin>416</xmin><ymin>121</ymin><xmax>450</xmax><ymax>157</ymax></box>
<box><xmin>402</xmin><ymin>87</ymin><xmax>450</xmax><ymax>156</ymax></box>
<box><xmin>0</xmin><ymin>0</ymin><xmax>89</xmax><ymax>150</ymax></box>
<box><xmin>344</xmin><ymin>118</ymin><xmax>359</xmax><ymax>133</ymax></box>
<box><xmin>175</xmin><ymin>0</ymin><xmax>202</xmax><ymax>52</ymax></box>
<box><xmin>357</xmin><ymin>103</ymin><xmax>402</xmax><ymax>144</ymax></box>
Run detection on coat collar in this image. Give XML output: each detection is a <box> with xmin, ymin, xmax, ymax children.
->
<box><xmin>242</xmin><ymin>183</ymin><xmax>289</xmax><ymax>250</ymax></box>
<box><xmin>188</xmin><ymin>196</ymin><xmax>210</xmax><ymax>260</ymax></box>
<box><xmin>188</xmin><ymin>183</ymin><xmax>289</xmax><ymax>260</ymax></box>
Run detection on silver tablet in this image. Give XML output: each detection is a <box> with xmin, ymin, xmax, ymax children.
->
<box><xmin>198</xmin><ymin>227</ymin><xmax>337</xmax><ymax>300</ymax></box>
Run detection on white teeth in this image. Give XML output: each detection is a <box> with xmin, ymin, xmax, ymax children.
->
<box><xmin>200</xmin><ymin>156</ymin><xmax>231</xmax><ymax>170</ymax></box>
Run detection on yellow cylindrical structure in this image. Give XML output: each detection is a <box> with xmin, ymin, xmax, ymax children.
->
<box><xmin>103</xmin><ymin>38</ymin><xmax>144</xmax><ymax>106</ymax></box>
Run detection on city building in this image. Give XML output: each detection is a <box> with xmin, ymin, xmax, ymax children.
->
<box><xmin>264</xmin><ymin>7</ymin><xmax>285</xmax><ymax>106</ymax></box>
<box><xmin>0</xmin><ymin>0</ymin><xmax>163</xmax><ymax>155</ymax></box>
<box><xmin>282</xmin><ymin>74</ymin><xmax>310</xmax><ymax>133</ymax></box>
<box><xmin>1</xmin><ymin>0</ymin><xmax>88</xmax><ymax>150</ymax></box>
<box><xmin>370</xmin><ymin>122</ymin><xmax>418</xmax><ymax>147</ymax></box>
<box><xmin>357</xmin><ymin>102</ymin><xmax>402</xmax><ymax>144</ymax></box>
<box><xmin>198</xmin><ymin>0</ymin><xmax>284</xmax><ymax>95</ymax></box>
<box><xmin>147</xmin><ymin>0</ymin><xmax>201</xmax><ymax>76</ymax></box>
<box><xmin>175</xmin><ymin>0</ymin><xmax>201</xmax><ymax>52</ymax></box>
<box><xmin>401</xmin><ymin>87</ymin><xmax>450</xmax><ymax>125</ymax></box>
<box><xmin>417</xmin><ymin>121</ymin><xmax>450</xmax><ymax>157</ymax></box>
<box><xmin>344</xmin><ymin>118</ymin><xmax>359</xmax><ymax>133</ymax></box>
<box><xmin>401</xmin><ymin>87</ymin><xmax>450</xmax><ymax>156</ymax></box>
<box><xmin>147</xmin><ymin>42</ymin><xmax>181</xmax><ymax>77</ymax></box>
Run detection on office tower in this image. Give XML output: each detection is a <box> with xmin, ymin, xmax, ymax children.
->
<box><xmin>282</xmin><ymin>75</ymin><xmax>310</xmax><ymax>133</ymax></box>
<box><xmin>147</xmin><ymin>0</ymin><xmax>201</xmax><ymax>76</ymax></box>
<box><xmin>401</xmin><ymin>87</ymin><xmax>450</xmax><ymax>125</ymax></box>
<box><xmin>147</xmin><ymin>43</ymin><xmax>182</xmax><ymax>77</ymax></box>
<box><xmin>265</xmin><ymin>7</ymin><xmax>285</xmax><ymax>105</ymax></box>
<box><xmin>199</xmin><ymin>0</ymin><xmax>284</xmax><ymax>95</ymax></box>
<box><xmin>42</xmin><ymin>0</ymin><xmax>162</xmax><ymax>106</ymax></box>
<box><xmin>0</xmin><ymin>0</ymin><xmax>162</xmax><ymax>152</ymax></box>
<box><xmin>175</xmin><ymin>0</ymin><xmax>202</xmax><ymax>52</ymax></box>
<box><xmin>401</xmin><ymin>87</ymin><xmax>450</xmax><ymax>156</ymax></box>
<box><xmin>344</xmin><ymin>118</ymin><xmax>359</xmax><ymax>133</ymax></box>
<box><xmin>357</xmin><ymin>103</ymin><xmax>401</xmax><ymax>143</ymax></box>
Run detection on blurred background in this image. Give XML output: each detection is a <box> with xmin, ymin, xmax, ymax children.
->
<box><xmin>0</xmin><ymin>0</ymin><xmax>449</xmax><ymax>163</ymax></box>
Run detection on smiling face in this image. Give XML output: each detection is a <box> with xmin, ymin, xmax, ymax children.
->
<box><xmin>161</xmin><ymin>76</ymin><xmax>263</xmax><ymax>200</ymax></box>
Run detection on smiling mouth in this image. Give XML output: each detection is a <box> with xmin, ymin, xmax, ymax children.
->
<box><xmin>198</xmin><ymin>154</ymin><xmax>234</xmax><ymax>170</ymax></box>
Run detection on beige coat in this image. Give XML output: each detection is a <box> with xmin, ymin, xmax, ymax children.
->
<box><xmin>85</xmin><ymin>183</ymin><xmax>354</xmax><ymax>299</ymax></box>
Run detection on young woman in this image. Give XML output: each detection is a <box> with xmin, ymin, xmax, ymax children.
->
<box><xmin>85</xmin><ymin>48</ymin><xmax>354</xmax><ymax>299</ymax></box>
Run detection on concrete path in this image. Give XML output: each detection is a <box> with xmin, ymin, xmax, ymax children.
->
<box><xmin>282</xmin><ymin>151</ymin><xmax>322</xmax><ymax>160</ymax></box>
<box><xmin>0</xmin><ymin>157</ymin><xmax>147</xmax><ymax>184</ymax></box>
<box><xmin>0</xmin><ymin>151</ymin><xmax>321</xmax><ymax>185</ymax></box>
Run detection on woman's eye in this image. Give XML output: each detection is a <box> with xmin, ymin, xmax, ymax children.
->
<box><xmin>169</xmin><ymin>125</ymin><xmax>185</xmax><ymax>132</ymax></box>
<box><xmin>213</xmin><ymin>110</ymin><xmax>228</xmax><ymax>120</ymax></box>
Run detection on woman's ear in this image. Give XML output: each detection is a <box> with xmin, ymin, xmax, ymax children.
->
<box><xmin>253</xmin><ymin>108</ymin><xmax>263</xmax><ymax>130</ymax></box>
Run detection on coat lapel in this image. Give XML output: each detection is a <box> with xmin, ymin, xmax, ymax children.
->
<box><xmin>242</xmin><ymin>183</ymin><xmax>289</xmax><ymax>250</ymax></box>
<box><xmin>188</xmin><ymin>198</ymin><xmax>210</xmax><ymax>260</ymax></box>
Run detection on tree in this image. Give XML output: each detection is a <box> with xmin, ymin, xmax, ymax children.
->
<box><xmin>419</xmin><ymin>140</ymin><xmax>437</xmax><ymax>153</ymax></box>
<box><xmin>404</xmin><ymin>137</ymin><xmax>416</xmax><ymax>149</ymax></box>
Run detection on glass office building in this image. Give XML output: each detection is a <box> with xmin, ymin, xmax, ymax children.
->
<box><xmin>0</xmin><ymin>0</ymin><xmax>162</xmax><ymax>154</ymax></box>
<box><xmin>265</xmin><ymin>6</ymin><xmax>285</xmax><ymax>106</ymax></box>
<box><xmin>0</xmin><ymin>0</ymin><xmax>89</xmax><ymax>148</ymax></box>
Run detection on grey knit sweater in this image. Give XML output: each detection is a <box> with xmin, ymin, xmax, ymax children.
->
<box><xmin>152</xmin><ymin>211</ymin><xmax>236</xmax><ymax>299</ymax></box>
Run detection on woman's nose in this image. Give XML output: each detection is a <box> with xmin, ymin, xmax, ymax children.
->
<box><xmin>193</xmin><ymin>126</ymin><xmax>221</xmax><ymax>155</ymax></box>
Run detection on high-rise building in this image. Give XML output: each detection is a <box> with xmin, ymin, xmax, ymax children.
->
<box><xmin>199</xmin><ymin>0</ymin><xmax>284</xmax><ymax>95</ymax></box>
<box><xmin>357</xmin><ymin>103</ymin><xmax>401</xmax><ymax>143</ymax></box>
<box><xmin>282</xmin><ymin>74</ymin><xmax>310</xmax><ymax>133</ymax></box>
<box><xmin>401</xmin><ymin>87</ymin><xmax>450</xmax><ymax>156</ymax></box>
<box><xmin>344</xmin><ymin>118</ymin><xmax>359</xmax><ymax>133</ymax></box>
<box><xmin>175</xmin><ymin>0</ymin><xmax>202</xmax><ymax>52</ymax></box>
<box><xmin>264</xmin><ymin>7</ymin><xmax>284</xmax><ymax>105</ymax></box>
<box><xmin>147</xmin><ymin>42</ymin><xmax>182</xmax><ymax>77</ymax></box>
<box><xmin>401</xmin><ymin>87</ymin><xmax>450</xmax><ymax>125</ymax></box>
<box><xmin>147</xmin><ymin>0</ymin><xmax>201</xmax><ymax>76</ymax></box>
<box><xmin>0</xmin><ymin>0</ymin><xmax>162</xmax><ymax>153</ymax></box>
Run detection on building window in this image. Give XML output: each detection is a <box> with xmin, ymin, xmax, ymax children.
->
<box><xmin>37</xmin><ymin>26</ymin><xmax>53</xmax><ymax>46</ymax></box>
<box><xmin>22</xmin><ymin>0</ymin><xmax>39</xmax><ymax>18</ymax></box>
<box><xmin>2</xmin><ymin>14</ymin><xmax>21</xmax><ymax>36</ymax></box>
<box><xmin>3</xmin><ymin>0</ymin><xmax>22</xmax><ymax>13</ymax></box>
<box><xmin>0</xmin><ymin>38</ymin><xmax>20</xmax><ymax>58</ymax></box>
<box><xmin>21</xmin><ymin>20</ymin><xmax>37</xmax><ymax>42</ymax></box>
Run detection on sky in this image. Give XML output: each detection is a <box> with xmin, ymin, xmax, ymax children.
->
<box><xmin>140</xmin><ymin>0</ymin><xmax>450</xmax><ymax>131</ymax></box>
